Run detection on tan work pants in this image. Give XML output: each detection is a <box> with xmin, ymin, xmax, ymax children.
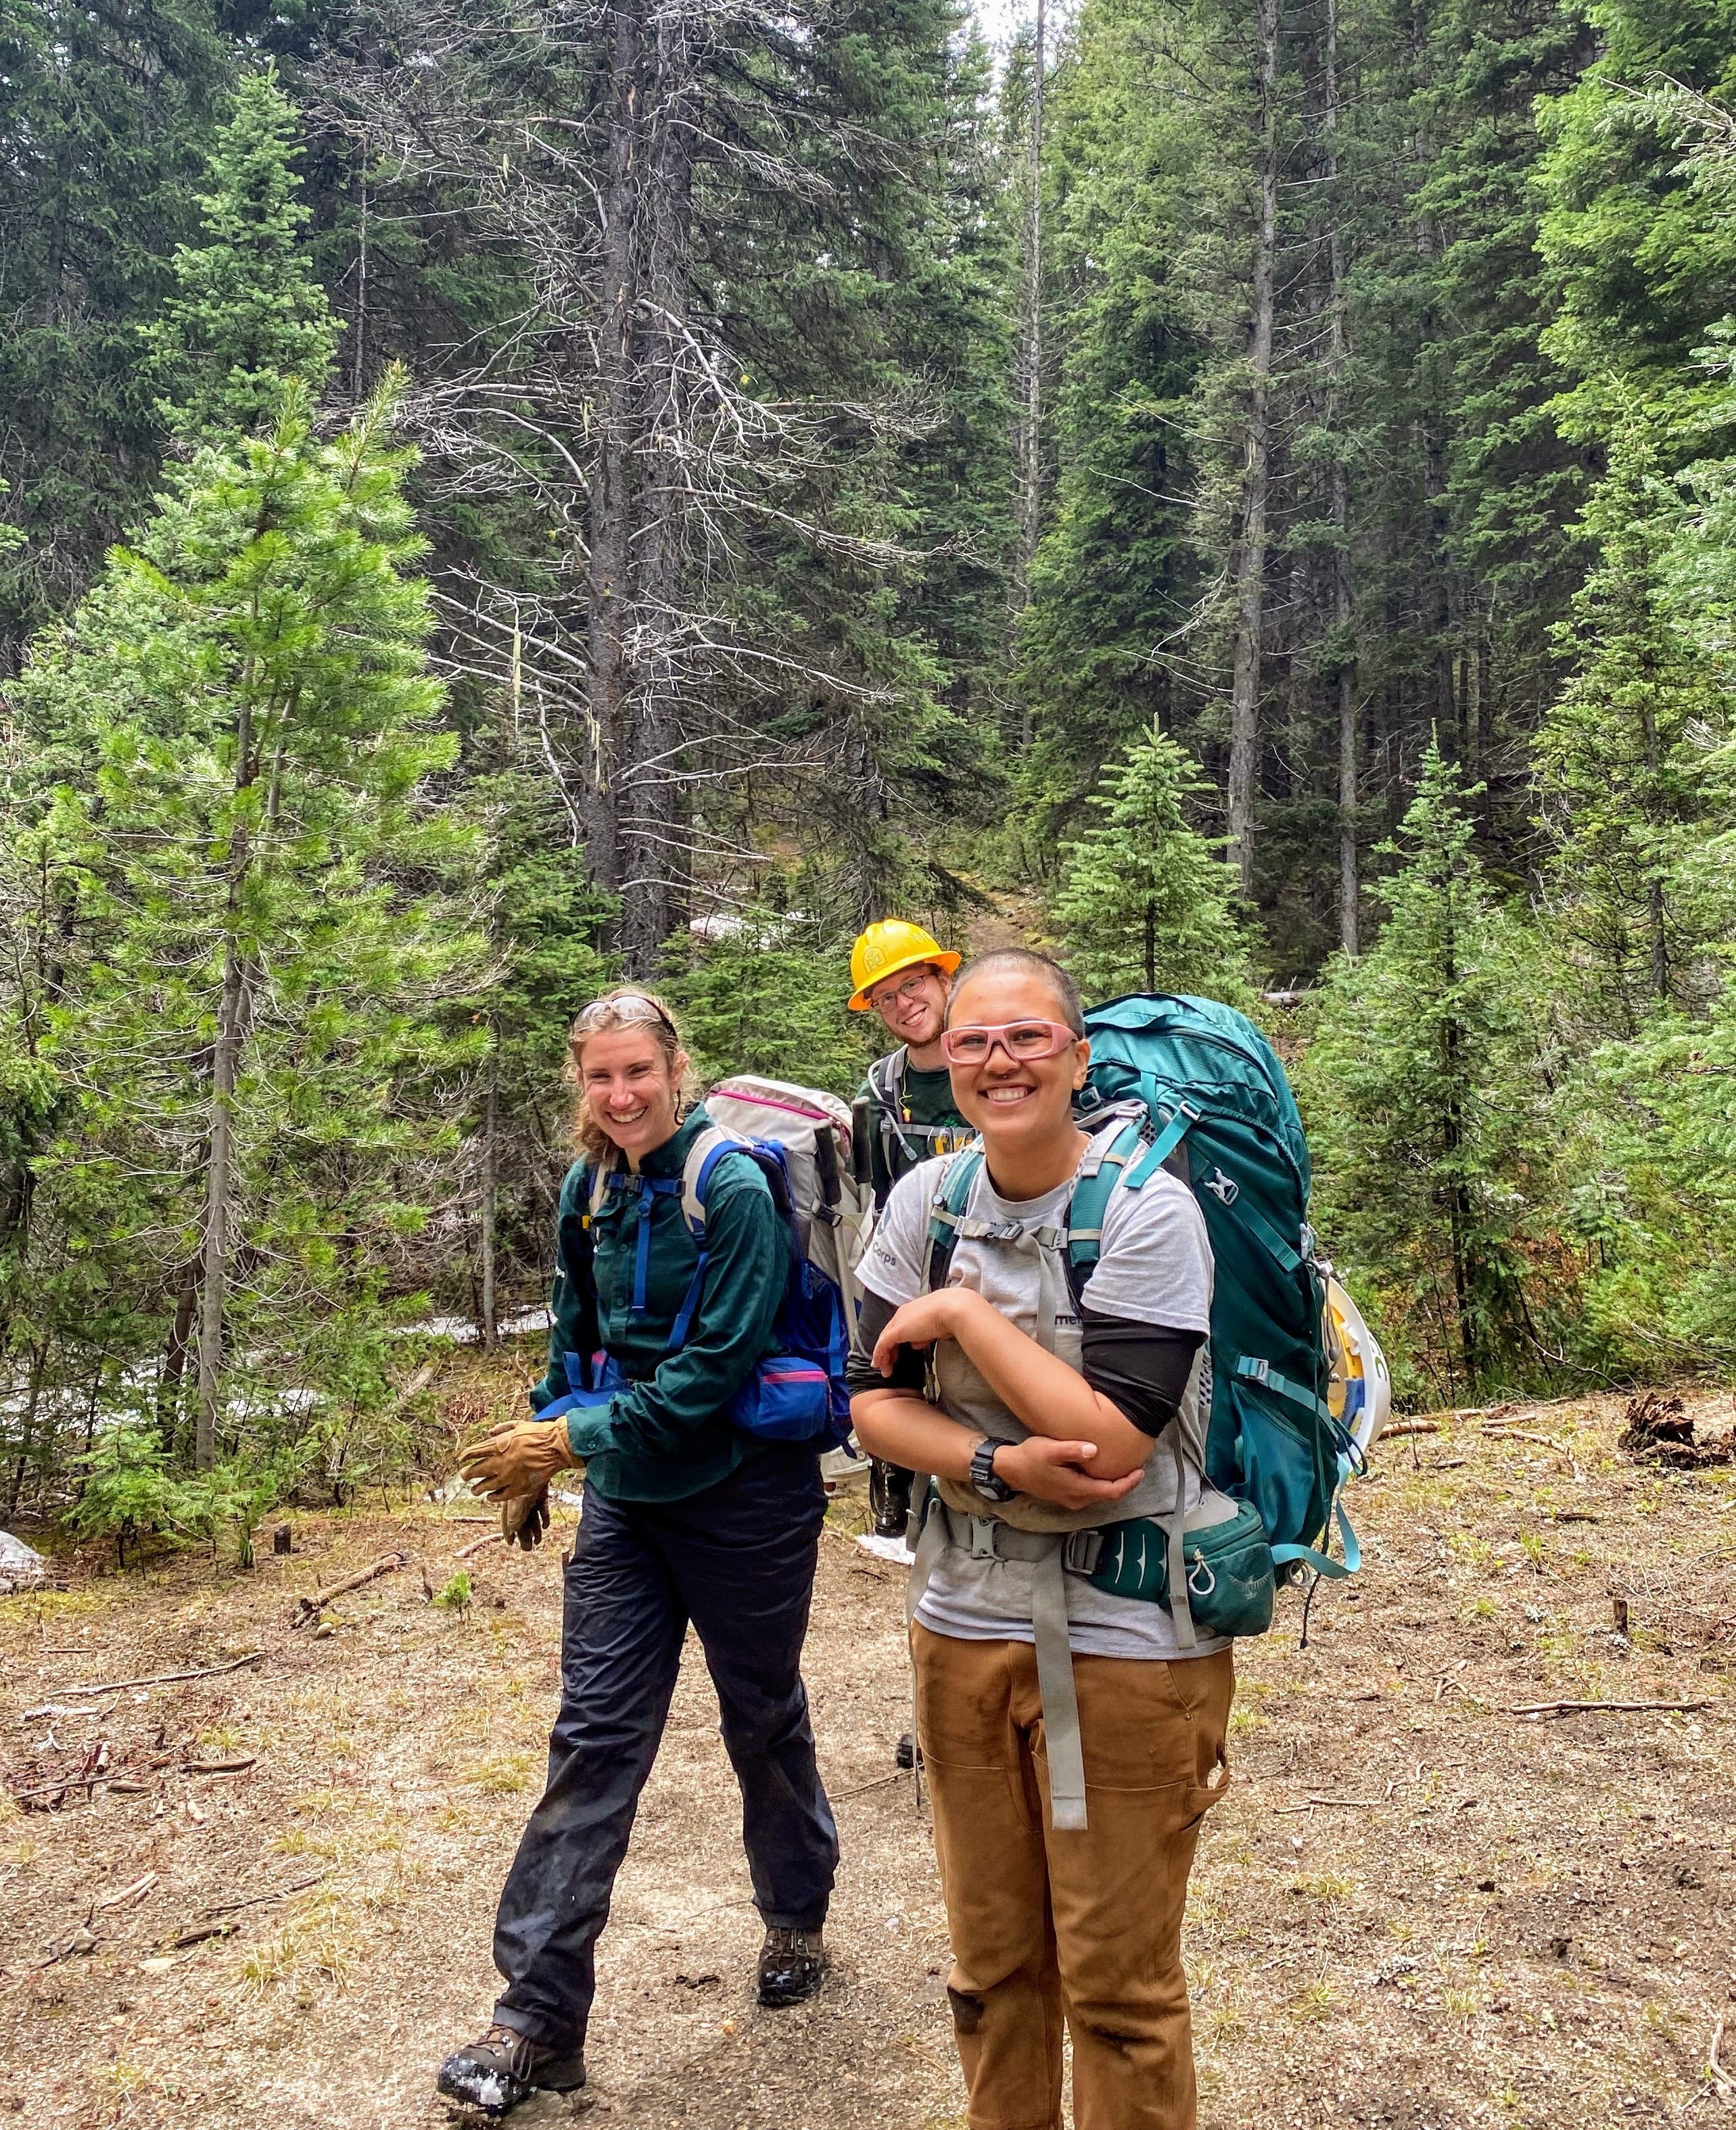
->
<box><xmin>912</xmin><ymin>1624</ymin><xmax>1234</xmax><ymax>2130</ymax></box>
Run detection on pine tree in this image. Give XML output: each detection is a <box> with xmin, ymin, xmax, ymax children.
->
<box><xmin>1048</xmin><ymin>724</ymin><xmax>1257</xmax><ymax>1007</ymax></box>
<box><xmin>1536</xmin><ymin>0</ymin><xmax>1736</xmax><ymax>451</ymax></box>
<box><xmin>11</xmin><ymin>373</ymin><xmax>482</xmax><ymax>1471</ymax></box>
<box><xmin>143</xmin><ymin>67</ymin><xmax>338</xmax><ymax>440</ymax></box>
<box><xmin>1301</xmin><ymin>740</ymin><xmax>1557</xmax><ymax>1401</ymax></box>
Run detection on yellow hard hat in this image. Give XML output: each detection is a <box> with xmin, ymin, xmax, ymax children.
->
<box><xmin>848</xmin><ymin>920</ymin><xmax>962</xmax><ymax>1011</ymax></box>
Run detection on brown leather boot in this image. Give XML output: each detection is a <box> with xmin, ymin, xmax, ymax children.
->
<box><xmin>756</xmin><ymin>1925</ymin><xmax>827</xmax><ymax>2008</ymax></box>
<box><xmin>436</xmin><ymin>2021</ymin><xmax>585</xmax><ymax>2114</ymax></box>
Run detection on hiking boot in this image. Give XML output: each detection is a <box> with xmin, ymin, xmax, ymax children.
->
<box><xmin>756</xmin><ymin>1925</ymin><xmax>827</xmax><ymax>2008</ymax></box>
<box><xmin>436</xmin><ymin>2022</ymin><xmax>586</xmax><ymax>2115</ymax></box>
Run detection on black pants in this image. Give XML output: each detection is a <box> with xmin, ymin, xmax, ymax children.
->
<box><xmin>492</xmin><ymin>1444</ymin><xmax>837</xmax><ymax>2048</ymax></box>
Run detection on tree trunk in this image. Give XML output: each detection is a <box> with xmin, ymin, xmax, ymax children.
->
<box><xmin>1325</xmin><ymin>0</ymin><xmax>1357</xmax><ymax>955</ymax></box>
<box><xmin>618</xmin><ymin>7</ymin><xmax>695</xmax><ymax>974</ymax></box>
<box><xmin>1228</xmin><ymin>0</ymin><xmax>1278</xmax><ymax>895</ymax></box>
<box><xmin>5</xmin><ymin>1344</ymin><xmax>49</xmax><ymax>1519</ymax></box>
<box><xmin>1641</xmin><ymin>697</ymin><xmax>1668</xmax><ymax>1001</ymax></box>
<box><xmin>479</xmin><ymin>1051</ymin><xmax>498</xmax><ymax>1349</ymax></box>
<box><xmin>195</xmin><ymin>905</ymin><xmax>248</xmax><ymax>1471</ymax></box>
<box><xmin>1010</xmin><ymin>0</ymin><xmax>1045</xmax><ymax>743</ymax></box>
<box><xmin>159</xmin><ymin>1271</ymin><xmax>198</xmax><ymax>1434</ymax></box>
<box><xmin>584</xmin><ymin>0</ymin><xmax>642</xmax><ymax>905</ymax></box>
<box><xmin>351</xmin><ymin>162</ymin><xmax>369</xmax><ymax>400</ymax></box>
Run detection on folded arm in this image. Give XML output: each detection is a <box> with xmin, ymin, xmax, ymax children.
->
<box><xmin>865</xmin><ymin>1285</ymin><xmax>1188</xmax><ymax>1479</ymax></box>
<box><xmin>847</xmin><ymin>1288</ymin><xmax>1189</xmax><ymax>1513</ymax></box>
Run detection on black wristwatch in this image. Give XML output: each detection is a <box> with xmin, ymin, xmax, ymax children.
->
<box><xmin>969</xmin><ymin>1438</ymin><xmax>1016</xmax><ymax>1504</ymax></box>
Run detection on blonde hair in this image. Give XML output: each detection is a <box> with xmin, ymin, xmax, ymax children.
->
<box><xmin>567</xmin><ymin>988</ymin><xmax>687</xmax><ymax>1164</ymax></box>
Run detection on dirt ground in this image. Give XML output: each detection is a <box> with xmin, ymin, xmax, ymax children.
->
<box><xmin>4</xmin><ymin>1365</ymin><xmax>1735</xmax><ymax>2130</ymax></box>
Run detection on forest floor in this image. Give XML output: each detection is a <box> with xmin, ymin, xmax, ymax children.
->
<box><xmin>3</xmin><ymin>1353</ymin><xmax>1736</xmax><ymax>2130</ymax></box>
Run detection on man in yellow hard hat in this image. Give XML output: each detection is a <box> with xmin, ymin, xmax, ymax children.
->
<box><xmin>849</xmin><ymin>920</ymin><xmax>970</xmax><ymax>1541</ymax></box>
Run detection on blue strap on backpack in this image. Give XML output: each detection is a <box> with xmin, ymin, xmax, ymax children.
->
<box><xmin>545</xmin><ymin>1136</ymin><xmax>847</xmax><ymax>1450</ymax></box>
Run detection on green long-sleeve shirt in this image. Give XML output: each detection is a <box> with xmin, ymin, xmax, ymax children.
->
<box><xmin>530</xmin><ymin>1106</ymin><xmax>787</xmax><ymax>1502</ymax></box>
<box><xmin>858</xmin><ymin>1050</ymin><xmax>970</xmax><ymax>1206</ymax></box>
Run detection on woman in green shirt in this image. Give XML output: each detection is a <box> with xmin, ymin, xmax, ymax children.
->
<box><xmin>438</xmin><ymin>991</ymin><xmax>838</xmax><ymax>2116</ymax></box>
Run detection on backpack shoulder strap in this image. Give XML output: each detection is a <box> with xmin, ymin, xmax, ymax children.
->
<box><xmin>661</xmin><ymin>1127</ymin><xmax>761</xmax><ymax>1355</ymax></box>
<box><xmin>922</xmin><ymin>1146</ymin><xmax>984</xmax><ymax>1292</ymax></box>
<box><xmin>868</xmin><ymin>1048</ymin><xmax>906</xmax><ymax>1109</ymax></box>
<box><xmin>1062</xmin><ymin>1120</ymin><xmax>1148</xmax><ymax>1306</ymax></box>
<box><xmin>678</xmin><ymin>1125</ymin><xmax>753</xmax><ymax>1242</ymax></box>
<box><xmin>553</xmin><ymin>1163</ymin><xmax>603</xmax><ymax>1390</ymax></box>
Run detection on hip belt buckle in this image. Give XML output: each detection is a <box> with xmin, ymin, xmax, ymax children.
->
<box><xmin>1062</xmin><ymin>1528</ymin><xmax>1105</xmax><ymax>1576</ymax></box>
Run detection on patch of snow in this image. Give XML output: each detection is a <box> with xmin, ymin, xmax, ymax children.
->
<box><xmin>0</xmin><ymin>1530</ymin><xmax>48</xmax><ymax>1594</ymax></box>
<box><xmin>409</xmin><ymin>1307</ymin><xmax>552</xmax><ymax>1346</ymax></box>
<box><xmin>855</xmin><ymin>1531</ymin><xmax>915</xmax><ymax>1567</ymax></box>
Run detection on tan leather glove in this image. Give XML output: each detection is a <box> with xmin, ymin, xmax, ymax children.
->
<box><xmin>500</xmin><ymin>1484</ymin><xmax>551</xmax><ymax>1552</ymax></box>
<box><xmin>459</xmin><ymin>1421</ymin><xmax>580</xmax><ymax>1552</ymax></box>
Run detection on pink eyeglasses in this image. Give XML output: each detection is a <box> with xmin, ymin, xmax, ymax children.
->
<box><xmin>940</xmin><ymin>1020</ymin><xmax>1079</xmax><ymax>1066</ymax></box>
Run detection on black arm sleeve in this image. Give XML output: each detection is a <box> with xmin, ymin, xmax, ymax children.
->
<box><xmin>1079</xmin><ymin>1309</ymin><xmax>1205</xmax><ymax>1440</ymax></box>
<box><xmin>846</xmin><ymin>1289</ymin><xmax>929</xmax><ymax>1396</ymax></box>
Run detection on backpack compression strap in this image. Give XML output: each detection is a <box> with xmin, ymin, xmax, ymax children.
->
<box><xmin>1121</xmin><ymin>1091</ymin><xmax>1308</xmax><ymax>1279</ymax></box>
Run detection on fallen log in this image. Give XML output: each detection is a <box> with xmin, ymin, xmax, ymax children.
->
<box><xmin>456</xmin><ymin>1530</ymin><xmax>503</xmax><ymax>1561</ymax></box>
<box><xmin>202</xmin><ymin>1871</ymin><xmax>325</xmax><ymax>1918</ymax></box>
<box><xmin>292</xmin><ymin>1551</ymin><xmax>405</xmax><ymax>1625</ymax></box>
<box><xmin>57</xmin><ymin>1653</ymin><xmax>263</xmax><ymax>1697</ymax></box>
<box><xmin>1508</xmin><ymin>1698</ymin><xmax>1713</xmax><ymax>1719</ymax></box>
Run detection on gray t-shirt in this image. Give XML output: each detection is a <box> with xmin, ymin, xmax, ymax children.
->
<box><xmin>857</xmin><ymin>1131</ymin><xmax>1225</xmax><ymax>1661</ymax></box>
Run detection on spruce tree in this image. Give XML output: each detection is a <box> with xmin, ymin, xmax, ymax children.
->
<box><xmin>1301</xmin><ymin>740</ymin><xmax>1555</xmax><ymax>1402</ymax></box>
<box><xmin>1535</xmin><ymin>414</ymin><xmax>1729</xmax><ymax>1033</ymax></box>
<box><xmin>0</xmin><ymin>0</ymin><xmax>229</xmax><ymax>667</ymax></box>
<box><xmin>662</xmin><ymin>914</ymin><xmax>870</xmax><ymax>1098</ymax></box>
<box><xmin>143</xmin><ymin>68</ymin><xmax>338</xmax><ymax>440</ymax></box>
<box><xmin>1048</xmin><ymin>723</ymin><xmax>1257</xmax><ymax>1007</ymax></box>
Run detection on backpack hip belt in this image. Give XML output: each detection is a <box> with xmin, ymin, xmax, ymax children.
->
<box><xmin>905</xmin><ymin>1424</ymin><xmax>1204</xmax><ymax>1838</ymax></box>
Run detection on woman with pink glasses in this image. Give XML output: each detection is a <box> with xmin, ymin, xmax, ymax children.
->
<box><xmin>849</xmin><ymin>948</ymin><xmax>1232</xmax><ymax>2130</ymax></box>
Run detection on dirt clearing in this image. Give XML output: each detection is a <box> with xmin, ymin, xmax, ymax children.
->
<box><xmin>4</xmin><ymin>1375</ymin><xmax>1735</xmax><ymax>2129</ymax></box>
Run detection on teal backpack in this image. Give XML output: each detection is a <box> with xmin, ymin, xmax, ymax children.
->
<box><xmin>1077</xmin><ymin>993</ymin><xmax>1361</xmax><ymax>1593</ymax></box>
<box><xmin>920</xmin><ymin>992</ymin><xmax>1360</xmax><ymax>1640</ymax></box>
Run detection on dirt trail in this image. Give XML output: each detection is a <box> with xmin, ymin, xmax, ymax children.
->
<box><xmin>4</xmin><ymin>1383</ymin><xmax>1735</xmax><ymax>2129</ymax></box>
